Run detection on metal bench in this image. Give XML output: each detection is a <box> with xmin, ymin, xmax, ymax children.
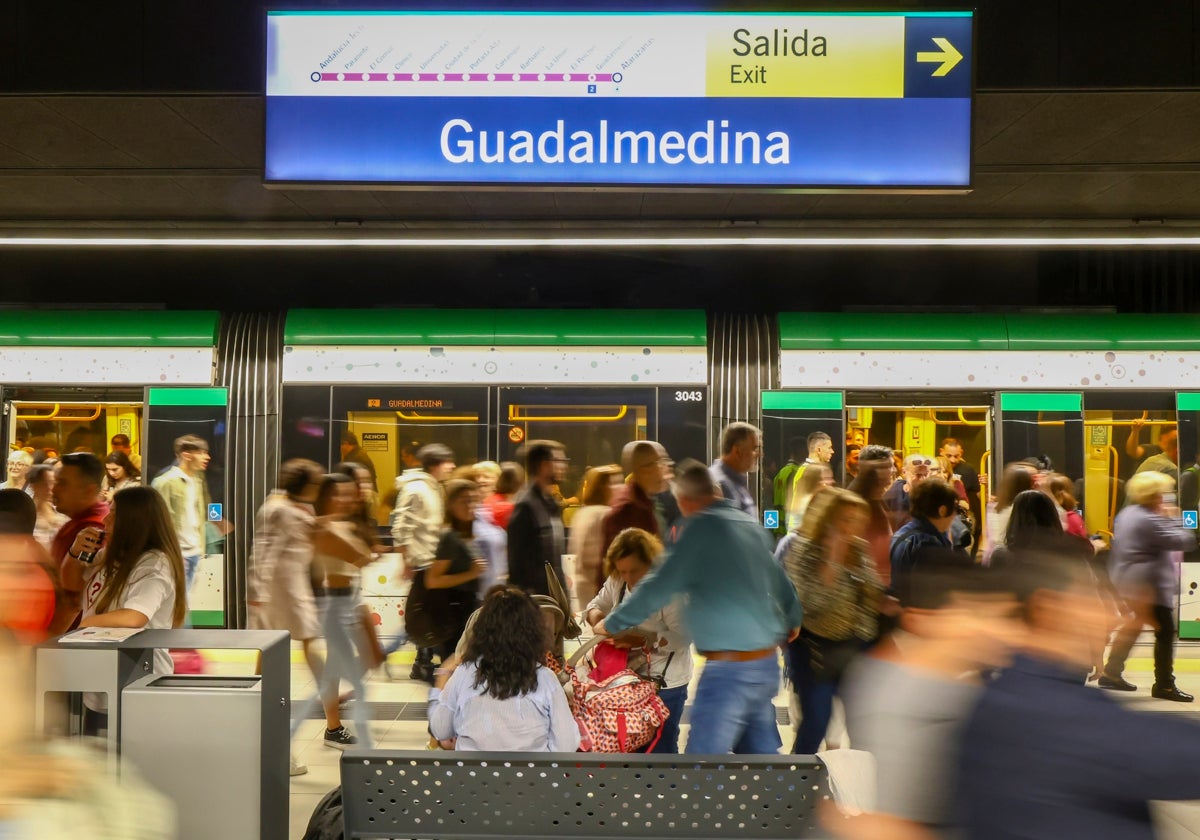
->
<box><xmin>340</xmin><ymin>749</ymin><xmax>832</xmax><ymax>840</ymax></box>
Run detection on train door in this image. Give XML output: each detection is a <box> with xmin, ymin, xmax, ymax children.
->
<box><xmin>141</xmin><ymin>387</ymin><xmax>229</xmax><ymax>627</ymax></box>
<box><xmin>496</xmin><ymin>386</ymin><xmax>708</xmax><ymax>525</ymax></box>
<box><xmin>760</xmin><ymin>391</ymin><xmax>844</xmax><ymax>533</ymax></box>
<box><xmin>1175</xmin><ymin>393</ymin><xmax>1200</xmax><ymax>638</ymax></box>
<box><xmin>1080</xmin><ymin>391</ymin><xmax>1177</xmax><ymax>540</ymax></box>
<box><xmin>844</xmin><ymin>391</ymin><xmax>992</xmax><ymax>550</ymax></box>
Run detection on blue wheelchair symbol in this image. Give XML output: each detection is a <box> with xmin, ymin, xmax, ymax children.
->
<box><xmin>763</xmin><ymin>510</ymin><xmax>779</xmax><ymax>530</ymax></box>
<box><xmin>1184</xmin><ymin>510</ymin><xmax>1198</xmax><ymax>530</ymax></box>
<box><xmin>207</xmin><ymin>503</ymin><xmax>223</xmax><ymax>522</ymax></box>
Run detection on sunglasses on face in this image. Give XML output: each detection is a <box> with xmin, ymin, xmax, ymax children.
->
<box><xmin>908</xmin><ymin>458</ymin><xmax>933</xmax><ymax>467</ymax></box>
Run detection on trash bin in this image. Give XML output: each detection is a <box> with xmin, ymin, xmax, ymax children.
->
<box><xmin>122</xmin><ymin>674</ymin><xmax>263</xmax><ymax>840</ymax></box>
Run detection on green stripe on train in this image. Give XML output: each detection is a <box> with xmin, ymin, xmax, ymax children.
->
<box><xmin>284</xmin><ymin>309</ymin><xmax>707</xmax><ymax>347</ymax></box>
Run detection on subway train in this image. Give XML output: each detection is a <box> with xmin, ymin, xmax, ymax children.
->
<box><xmin>4</xmin><ymin>308</ymin><xmax>1199</xmax><ymax>638</ymax></box>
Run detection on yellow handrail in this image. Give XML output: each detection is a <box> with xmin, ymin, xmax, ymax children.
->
<box><xmin>14</xmin><ymin>403</ymin><xmax>103</xmax><ymax>422</ymax></box>
<box><xmin>1106</xmin><ymin>445</ymin><xmax>1120</xmax><ymax>527</ymax></box>
<box><xmin>395</xmin><ymin>411</ymin><xmax>480</xmax><ymax>422</ymax></box>
<box><xmin>508</xmin><ymin>405</ymin><xmax>629</xmax><ymax>423</ymax></box>
<box><xmin>929</xmin><ymin>409</ymin><xmax>988</xmax><ymax>426</ymax></box>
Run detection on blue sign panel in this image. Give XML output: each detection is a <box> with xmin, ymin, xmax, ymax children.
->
<box><xmin>207</xmin><ymin>503</ymin><xmax>223</xmax><ymax>522</ymax></box>
<box><xmin>1185</xmin><ymin>510</ymin><xmax>1198</xmax><ymax>530</ymax></box>
<box><xmin>265</xmin><ymin>10</ymin><xmax>973</xmax><ymax>190</ymax></box>
<box><xmin>764</xmin><ymin>510</ymin><xmax>780</xmax><ymax>530</ymax></box>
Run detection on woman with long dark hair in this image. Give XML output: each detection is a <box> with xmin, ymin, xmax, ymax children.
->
<box><xmin>423</xmin><ymin>479</ymin><xmax>489</xmax><ymax>661</ymax></box>
<box><xmin>429</xmin><ymin>586</ymin><xmax>579</xmax><ymax>751</ymax></box>
<box><xmin>101</xmin><ymin>451</ymin><xmax>141</xmax><ymax>504</ymax></box>
<box><xmin>66</xmin><ymin>486</ymin><xmax>187</xmax><ymax>725</ymax></box>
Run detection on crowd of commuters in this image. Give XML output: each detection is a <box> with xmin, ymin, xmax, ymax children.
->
<box><xmin>9</xmin><ymin>415</ymin><xmax>1200</xmax><ymax>840</ymax></box>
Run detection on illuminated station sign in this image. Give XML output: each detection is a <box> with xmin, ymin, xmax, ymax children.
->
<box><xmin>265</xmin><ymin>10</ymin><xmax>973</xmax><ymax>190</ymax></box>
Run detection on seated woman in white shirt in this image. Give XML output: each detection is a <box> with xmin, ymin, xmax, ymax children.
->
<box><xmin>429</xmin><ymin>585</ymin><xmax>580</xmax><ymax>752</ymax></box>
<box><xmin>65</xmin><ymin>485</ymin><xmax>187</xmax><ymax>728</ymax></box>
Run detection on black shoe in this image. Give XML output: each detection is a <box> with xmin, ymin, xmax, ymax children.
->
<box><xmin>1151</xmin><ymin>684</ymin><xmax>1194</xmax><ymax>703</ymax></box>
<box><xmin>323</xmin><ymin>726</ymin><xmax>358</xmax><ymax>750</ymax></box>
<box><xmin>1097</xmin><ymin>675</ymin><xmax>1138</xmax><ymax>691</ymax></box>
<box><xmin>409</xmin><ymin>662</ymin><xmax>434</xmax><ymax>684</ymax></box>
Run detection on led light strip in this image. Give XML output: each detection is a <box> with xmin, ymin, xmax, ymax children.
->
<box><xmin>1</xmin><ymin>235</ymin><xmax>1199</xmax><ymax>248</ymax></box>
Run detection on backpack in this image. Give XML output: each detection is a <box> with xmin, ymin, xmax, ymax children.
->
<box><xmin>302</xmin><ymin>786</ymin><xmax>344</xmax><ymax>840</ymax></box>
<box><xmin>566</xmin><ymin>635</ymin><xmax>670</xmax><ymax>753</ymax></box>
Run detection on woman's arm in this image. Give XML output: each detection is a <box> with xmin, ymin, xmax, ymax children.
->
<box><xmin>428</xmin><ymin>665</ymin><xmax>464</xmax><ymax>742</ymax></box>
<box><xmin>585</xmin><ymin>577</ymin><xmax>618</xmax><ymax>627</ymax></box>
<box><xmin>312</xmin><ymin>527</ymin><xmax>373</xmax><ymax>568</ymax></box>
<box><xmin>426</xmin><ymin>556</ymin><xmax>484</xmax><ymax>590</ymax></box>
<box><xmin>543</xmin><ymin>669</ymin><xmax>582</xmax><ymax>752</ymax></box>
<box><xmin>78</xmin><ymin>608</ymin><xmax>149</xmax><ymax>628</ymax></box>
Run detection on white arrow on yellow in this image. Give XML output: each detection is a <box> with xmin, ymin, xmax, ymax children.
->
<box><xmin>917</xmin><ymin>37</ymin><xmax>963</xmax><ymax>77</ymax></box>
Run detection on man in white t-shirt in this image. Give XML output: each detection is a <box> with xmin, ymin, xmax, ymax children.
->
<box><xmin>150</xmin><ymin>435</ymin><xmax>211</xmax><ymax>593</ymax></box>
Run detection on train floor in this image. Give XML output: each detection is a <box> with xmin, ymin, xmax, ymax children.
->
<box><xmin>200</xmin><ymin>640</ymin><xmax>1200</xmax><ymax>839</ymax></box>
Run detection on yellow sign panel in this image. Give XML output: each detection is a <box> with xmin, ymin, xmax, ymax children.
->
<box><xmin>705</xmin><ymin>17</ymin><xmax>905</xmax><ymax>99</ymax></box>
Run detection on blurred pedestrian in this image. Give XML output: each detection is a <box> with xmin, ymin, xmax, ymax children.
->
<box><xmin>1100</xmin><ymin>471</ymin><xmax>1196</xmax><ymax>700</ymax></box>
<box><xmin>710</xmin><ymin>422</ymin><xmax>762</xmax><ymax>518</ymax></box>
<box><xmin>570</xmin><ymin>464</ymin><xmax>622</xmax><ymax>608</ymax></box>
<box><xmin>959</xmin><ymin>549</ymin><xmax>1200</xmax><ymax>839</ymax></box>
<box><xmin>785</xmin><ymin>488</ymin><xmax>883</xmax><ymax>754</ymax></box>
<box><xmin>507</xmin><ymin>442</ymin><xmax>567</xmax><ymax>597</ymax></box>
<box><xmin>596</xmin><ymin>460</ymin><xmax>802</xmax><ymax>755</ymax></box>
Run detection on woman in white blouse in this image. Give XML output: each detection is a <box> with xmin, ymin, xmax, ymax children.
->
<box><xmin>585</xmin><ymin>527</ymin><xmax>693</xmax><ymax>753</ymax></box>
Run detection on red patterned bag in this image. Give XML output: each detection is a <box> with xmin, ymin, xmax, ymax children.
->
<box><xmin>563</xmin><ymin>635</ymin><xmax>670</xmax><ymax>753</ymax></box>
<box><xmin>577</xmin><ymin>669</ymin><xmax>670</xmax><ymax>753</ymax></box>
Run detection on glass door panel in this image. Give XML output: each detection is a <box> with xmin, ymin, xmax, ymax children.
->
<box><xmin>760</xmin><ymin>391</ymin><xmax>844</xmax><ymax>534</ymax></box>
<box><xmin>1176</xmin><ymin>393</ymin><xmax>1200</xmax><ymax>638</ymax></box>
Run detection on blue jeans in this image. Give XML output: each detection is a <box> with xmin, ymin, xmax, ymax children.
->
<box><xmin>652</xmin><ymin>684</ymin><xmax>688</xmax><ymax>754</ymax></box>
<box><xmin>685</xmin><ymin>656</ymin><xmax>781</xmax><ymax>755</ymax></box>
<box><xmin>291</xmin><ymin>591</ymin><xmax>374</xmax><ymax>748</ymax></box>
<box><xmin>789</xmin><ymin>635</ymin><xmax>839</xmax><ymax>755</ymax></box>
<box><xmin>183</xmin><ymin>554</ymin><xmax>201</xmax><ymax>593</ymax></box>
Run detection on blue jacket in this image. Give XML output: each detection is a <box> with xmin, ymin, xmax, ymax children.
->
<box><xmin>889</xmin><ymin>516</ymin><xmax>951</xmax><ymax>601</ymax></box>
<box><xmin>605</xmin><ymin>499</ymin><xmax>802</xmax><ymax>652</ymax></box>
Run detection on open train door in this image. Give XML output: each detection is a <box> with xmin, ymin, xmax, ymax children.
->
<box><xmin>142</xmin><ymin>386</ymin><xmax>229</xmax><ymax>628</ymax></box>
<box><xmin>1176</xmin><ymin>393</ymin><xmax>1200</xmax><ymax>638</ymax></box>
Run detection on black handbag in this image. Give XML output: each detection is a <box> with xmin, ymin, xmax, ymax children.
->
<box><xmin>403</xmin><ymin>569</ymin><xmax>456</xmax><ymax>649</ymax></box>
<box><xmin>802</xmin><ymin>632</ymin><xmax>862</xmax><ymax>682</ymax></box>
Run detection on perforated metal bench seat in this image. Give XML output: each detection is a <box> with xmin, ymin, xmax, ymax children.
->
<box><xmin>340</xmin><ymin>750</ymin><xmax>832</xmax><ymax>840</ymax></box>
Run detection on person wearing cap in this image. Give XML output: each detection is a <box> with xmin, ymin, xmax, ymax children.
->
<box><xmin>150</xmin><ymin>434</ymin><xmax>212</xmax><ymax>593</ymax></box>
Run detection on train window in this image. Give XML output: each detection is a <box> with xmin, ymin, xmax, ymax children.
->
<box><xmin>280</xmin><ymin>385</ymin><xmax>331</xmax><ymax>467</ymax></box>
<box><xmin>328</xmin><ymin>386</ymin><xmax>489</xmax><ymax>524</ymax></box>
<box><xmin>498</xmin><ymin>387</ymin><xmax>657</xmax><ymax>516</ymax></box>
<box><xmin>8</xmin><ymin>399</ymin><xmax>143</xmax><ymax>463</ymax></box>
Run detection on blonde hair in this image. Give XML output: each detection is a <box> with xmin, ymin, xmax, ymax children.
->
<box><xmin>798</xmin><ymin>486</ymin><xmax>869</xmax><ymax>544</ymax></box>
<box><xmin>581</xmin><ymin>465</ymin><xmax>622</xmax><ymax>507</ymax></box>
<box><xmin>1126</xmin><ymin>471</ymin><xmax>1175</xmax><ymax>507</ymax></box>
<box><xmin>473</xmin><ymin>461</ymin><xmax>502</xmax><ymax>480</ymax></box>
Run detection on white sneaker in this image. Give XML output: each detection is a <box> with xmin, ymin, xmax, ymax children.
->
<box><xmin>289</xmin><ymin>754</ymin><xmax>308</xmax><ymax>776</ymax></box>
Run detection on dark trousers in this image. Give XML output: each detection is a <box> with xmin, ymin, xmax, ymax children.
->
<box><xmin>787</xmin><ymin>635</ymin><xmax>841</xmax><ymax>755</ymax></box>
<box><xmin>1106</xmin><ymin>603</ymin><xmax>1175</xmax><ymax>686</ymax></box>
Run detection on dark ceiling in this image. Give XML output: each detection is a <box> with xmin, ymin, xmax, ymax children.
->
<box><xmin>1</xmin><ymin>1</ymin><xmax>1199</xmax><ymax>311</ymax></box>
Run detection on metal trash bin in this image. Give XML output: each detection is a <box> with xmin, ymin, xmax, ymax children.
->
<box><xmin>122</xmin><ymin>674</ymin><xmax>263</xmax><ymax>840</ymax></box>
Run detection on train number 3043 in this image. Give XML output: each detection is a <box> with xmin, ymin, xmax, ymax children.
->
<box><xmin>674</xmin><ymin>390</ymin><xmax>704</xmax><ymax>402</ymax></box>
